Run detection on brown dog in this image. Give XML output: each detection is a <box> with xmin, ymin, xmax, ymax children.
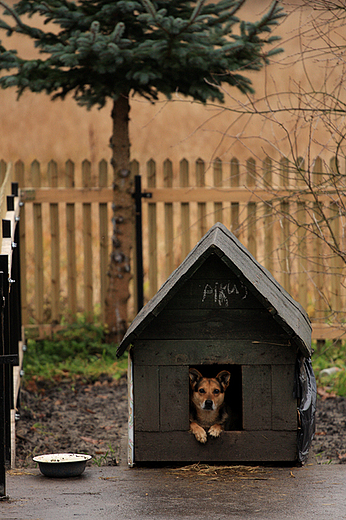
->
<box><xmin>189</xmin><ymin>368</ymin><xmax>231</xmax><ymax>443</ymax></box>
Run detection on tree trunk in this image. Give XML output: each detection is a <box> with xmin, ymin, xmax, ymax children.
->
<box><xmin>105</xmin><ymin>95</ymin><xmax>133</xmax><ymax>343</ymax></box>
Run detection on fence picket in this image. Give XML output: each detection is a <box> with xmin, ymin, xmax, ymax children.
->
<box><xmin>311</xmin><ymin>158</ymin><xmax>326</xmax><ymax>320</ymax></box>
<box><xmin>0</xmin><ymin>160</ymin><xmax>6</xmax><ymax>186</ymax></box>
<box><xmin>196</xmin><ymin>158</ymin><xmax>206</xmax><ymax>240</ymax></box>
<box><xmin>296</xmin><ymin>157</ymin><xmax>307</xmax><ymax>313</ymax></box>
<box><xmin>32</xmin><ymin>160</ymin><xmax>44</xmax><ymax>323</ymax></box>
<box><xmin>180</xmin><ymin>159</ymin><xmax>190</xmax><ymax>261</ymax></box>
<box><xmin>48</xmin><ymin>160</ymin><xmax>60</xmax><ymax>323</ymax></box>
<box><xmin>213</xmin><ymin>158</ymin><xmax>223</xmax><ymax>224</ymax></box>
<box><xmin>279</xmin><ymin>157</ymin><xmax>290</xmax><ymax>293</ymax></box>
<box><xmin>246</xmin><ymin>157</ymin><xmax>257</xmax><ymax>257</ymax></box>
<box><xmin>230</xmin><ymin>157</ymin><xmax>240</xmax><ymax>238</ymax></box>
<box><xmin>99</xmin><ymin>159</ymin><xmax>109</xmax><ymax>323</ymax></box>
<box><xmin>65</xmin><ymin>159</ymin><xmax>77</xmax><ymax>318</ymax></box>
<box><xmin>164</xmin><ymin>159</ymin><xmax>174</xmax><ymax>279</ymax></box>
<box><xmin>329</xmin><ymin>155</ymin><xmax>342</xmax><ymax>324</ymax></box>
<box><xmin>263</xmin><ymin>157</ymin><xmax>273</xmax><ymax>274</ymax></box>
<box><xmin>82</xmin><ymin>159</ymin><xmax>93</xmax><ymax>320</ymax></box>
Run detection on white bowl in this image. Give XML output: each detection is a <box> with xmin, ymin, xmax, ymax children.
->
<box><xmin>33</xmin><ymin>453</ymin><xmax>92</xmax><ymax>478</ymax></box>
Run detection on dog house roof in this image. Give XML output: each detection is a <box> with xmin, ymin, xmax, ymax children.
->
<box><xmin>117</xmin><ymin>222</ymin><xmax>312</xmax><ymax>357</ymax></box>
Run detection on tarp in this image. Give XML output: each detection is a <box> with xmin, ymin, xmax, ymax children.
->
<box><xmin>295</xmin><ymin>357</ymin><xmax>317</xmax><ymax>463</ymax></box>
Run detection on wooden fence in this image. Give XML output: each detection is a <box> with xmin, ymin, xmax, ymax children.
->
<box><xmin>7</xmin><ymin>155</ymin><xmax>346</xmax><ymax>341</ymax></box>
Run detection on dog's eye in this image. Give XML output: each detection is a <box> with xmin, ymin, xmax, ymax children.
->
<box><xmin>213</xmin><ymin>389</ymin><xmax>220</xmax><ymax>395</ymax></box>
<box><xmin>198</xmin><ymin>388</ymin><xmax>206</xmax><ymax>394</ymax></box>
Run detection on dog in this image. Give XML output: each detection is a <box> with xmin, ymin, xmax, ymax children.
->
<box><xmin>189</xmin><ymin>367</ymin><xmax>231</xmax><ymax>444</ymax></box>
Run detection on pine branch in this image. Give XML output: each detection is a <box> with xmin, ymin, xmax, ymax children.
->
<box><xmin>0</xmin><ymin>0</ymin><xmax>26</xmax><ymax>31</ymax></box>
<box><xmin>0</xmin><ymin>0</ymin><xmax>45</xmax><ymax>38</ymax></box>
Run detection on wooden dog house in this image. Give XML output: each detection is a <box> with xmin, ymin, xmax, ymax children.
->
<box><xmin>117</xmin><ymin>223</ymin><xmax>314</xmax><ymax>465</ymax></box>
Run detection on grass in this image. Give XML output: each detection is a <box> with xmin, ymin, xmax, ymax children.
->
<box><xmin>23</xmin><ymin>314</ymin><xmax>128</xmax><ymax>386</ymax></box>
<box><xmin>312</xmin><ymin>340</ymin><xmax>346</xmax><ymax>397</ymax></box>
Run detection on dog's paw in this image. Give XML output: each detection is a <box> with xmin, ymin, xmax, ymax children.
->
<box><xmin>195</xmin><ymin>428</ymin><xmax>208</xmax><ymax>444</ymax></box>
<box><xmin>190</xmin><ymin>423</ymin><xmax>208</xmax><ymax>443</ymax></box>
<box><xmin>208</xmin><ymin>424</ymin><xmax>223</xmax><ymax>438</ymax></box>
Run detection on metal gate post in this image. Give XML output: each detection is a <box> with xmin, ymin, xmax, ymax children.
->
<box><xmin>133</xmin><ymin>175</ymin><xmax>152</xmax><ymax>313</ymax></box>
<box><xmin>0</xmin><ymin>270</ymin><xmax>7</xmax><ymax>498</ymax></box>
<box><xmin>0</xmin><ymin>181</ymin><xmax>21</xmax><ymax>499</ymax></box>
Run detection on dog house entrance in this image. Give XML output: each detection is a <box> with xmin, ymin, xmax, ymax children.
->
<box><xmin>189</xmin><ymin>364</ymin><xmax>243</xmax><ymax>431</ymax></box>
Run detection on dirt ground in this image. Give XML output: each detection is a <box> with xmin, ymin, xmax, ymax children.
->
<box><xmin>16</xmin><ymin>376</ymin><xmax>128</xmax><ymax>468</ymax></box>
<box><xmin>14</xmin><ymin>377</ymin><xmax>346</xmax><ymax>468</ymax></box>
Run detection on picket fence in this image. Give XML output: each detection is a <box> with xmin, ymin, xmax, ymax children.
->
<box><xmin>6</xmin><ymin>155</ymin><xmax>346</xmax><ymax>341</ymax></box>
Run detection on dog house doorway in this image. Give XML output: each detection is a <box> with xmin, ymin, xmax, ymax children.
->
<box><xmin>189</xmin><ymin>364</ymin><xmax>243</xmax><ymax>431</ymax></box>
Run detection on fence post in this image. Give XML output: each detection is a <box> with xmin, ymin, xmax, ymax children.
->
<box><xmin>180</xmin><ymin>159</ymin><xmax>190</xmax><ymax>261</ymax></box>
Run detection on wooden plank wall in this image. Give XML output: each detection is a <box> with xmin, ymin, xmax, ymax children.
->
<box><xmin>2</xmin><ymin>155</ymin><xmax>344</xmax><ymax>339</ymax></box>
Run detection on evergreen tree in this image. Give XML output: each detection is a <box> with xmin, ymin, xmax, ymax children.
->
<box><xmin>0</xmin><ymin>0</ymin><xmax>285</xmax><ymax>340</ymax></box>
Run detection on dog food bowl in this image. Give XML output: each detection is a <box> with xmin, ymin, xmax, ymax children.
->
<box><xmin>33</xmin><ymin>453</ymin><xmax>92</xmax><ymax>478</ymax></box>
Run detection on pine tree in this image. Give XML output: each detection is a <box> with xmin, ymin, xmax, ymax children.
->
<box><xmin>0</xmin><ymin>0</ymin><xmax>285</xmax><ymax>340</ymax></box>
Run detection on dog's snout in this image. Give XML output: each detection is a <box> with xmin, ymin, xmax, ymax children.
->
<box><xmin>204</xmin><ymin>399</ymin><xmax>213</xmax><ymax>410</ymax></box>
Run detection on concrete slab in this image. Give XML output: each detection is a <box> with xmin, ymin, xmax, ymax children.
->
<box><xmin>2</xmin><ymin>461</ymin><xmax>346</xmax><ymax>520</ymax></box>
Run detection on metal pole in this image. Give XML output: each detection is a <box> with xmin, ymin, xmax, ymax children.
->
<box><xmin>134</xmin><ymin>175</ymin><xmax>144</xmax><ymax>313</ymax></box>
<box><xmin>0</xmin><ymin>271</ymin><xmax>6</xmax><ymax>498</ymax></box>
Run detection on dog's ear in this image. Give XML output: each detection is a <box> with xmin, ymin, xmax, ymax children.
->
<box><xmin>189</xmin><ymin>368</ymin><xmax>203</xmax><ymax>388</ymax></box>
<box><xmin>216</xmin><ymin>370</ymin><xmax>231</xmax><ymax>391</ymax></box>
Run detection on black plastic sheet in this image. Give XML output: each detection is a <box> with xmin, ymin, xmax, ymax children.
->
<box><xmin>294</xmin><ymin>357</ymin><xmax>317</xmax><ymax>463</ymax></box>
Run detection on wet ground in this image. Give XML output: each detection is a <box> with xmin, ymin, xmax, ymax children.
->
<box><xmin>3</xmin><ymin>459</ymin><xmax>346</xmax><ymax>519</ymax></box>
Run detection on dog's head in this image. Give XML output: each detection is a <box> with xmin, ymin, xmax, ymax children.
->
<box><xmin>189</xmin><ymin>368</ymin><xmax>231</xmax><ymax>412</ymax></box>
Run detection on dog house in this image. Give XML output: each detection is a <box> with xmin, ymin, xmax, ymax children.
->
<box><xmin>117</xmin><ymin>223</ymin><xmax>316</xmax><ymax>465</ymax></box>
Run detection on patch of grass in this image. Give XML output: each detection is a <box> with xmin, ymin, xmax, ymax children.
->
<box><xmin>312</xmin><ymin>340</ymin><xmax>346</xmax><ymax>397</ymax></box>
<box><xmin>23</xmin><ymin>314</ymin><xmax>128</xmax><ymax>385</ymax></box>
<box><xmin>92</xmin><ymin>444</ymin><xmax>119</xmax><ymax>467</ymax></box>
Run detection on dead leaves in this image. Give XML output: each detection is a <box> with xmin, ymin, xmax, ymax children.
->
<box><xmin>80</xmin><ymin>436</ymin><xmax>103</xmax><ymax>446</ymax></box>
<box><xmin>317</xmin><ymin>387</ymin><xmax>337</xmax><ymax>400</ymax></box>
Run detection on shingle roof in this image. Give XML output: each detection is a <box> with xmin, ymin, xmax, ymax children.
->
<box><xmin>117</xmin><ymin>222</ymin><xmax>312</xmax><ymax>357</ymax></box>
